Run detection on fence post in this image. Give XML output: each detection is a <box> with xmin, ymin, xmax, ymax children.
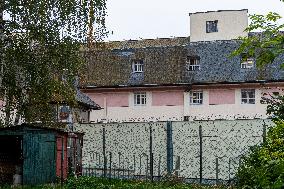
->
<box><xmin>118</xmin><ymin>152</ymin><xmax>121</xmax><ymax>179</ymax></box>
<box><xmin>215</xmin><ymin>157</ymin><xmax>219</xmax><ymax>185</ymax></box>
<box><xmin>103</xmin><ymin>127</ymin><xmax>107</xmax><ymax>178</ymax></box>
<box><xmin>158</xmin><ymin>155</ymin><xmax>161</xmax><ymax>180</ymax></box>
<box><xmin>166</xmin><ymin>121</ymin><xmax>174</xmax><ymax>174</ymax></box>
<box><xmin>133</xmin><ymin>155</ymin><xmax>136</xmax><ymax>179</ymax></box>
<box><xmin>199</xmin><ymin>125</ymin><xmax>203</xmax><ymax>184</ymax></box>
<box><xmin>228</xmin><ymin>158</ymin><xmax>231</xmax><ymax>182</ymax></box>
<box><xmin>149</xmin><ymin>123</ymin><xmax>154</xmax><ymax>182</ymax></box>
<box><xmin>175</xmin><ymin>156</ymin><xmax>180</xmax><ymax>176</ymax></box>
<box><xmin>262</xmin><ymin>122</ymin><xmax>267</xmax><ymax>144</ymax></box>
<box><xmin>109</xmin><ymin>152</ymin><xmax>112</xmax><ymax>179</ymax></box>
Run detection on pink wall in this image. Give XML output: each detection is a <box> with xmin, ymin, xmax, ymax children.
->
<box><xmin>209</xmin><ymin>89</ymin><xmax>235</xmax><ymax>105</ymax></box>
<box><xmin>87</xmin><ymin>93</ymin><xmax>129</xmax><ymax>107</ymax></box>
<box><xmin>152</xmin><ymin>91</ymin><xmax>183</xmax><ymax>106</ymax></box>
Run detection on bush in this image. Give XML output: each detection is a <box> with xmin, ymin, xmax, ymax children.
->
<box><xmin>236</xmin><ymin>121</ymin><xmax>284</xmax><ymax>188</ymax></box>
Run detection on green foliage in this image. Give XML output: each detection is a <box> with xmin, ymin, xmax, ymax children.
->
<box><xmin>64</xmin><ymin>177</ymin><xmax>228</xmax><ymax>189</ymax></box>
<box><xmin>0</xmin><ymin>0</ymin><xmax>107</xmax><ymax>126</ymax></box>
<box><xmin>235</xmin><ymin>4</ymin><xmax>284</xmax><ymax>187</ymax></box>
<box><xmin>0</xmin><ymin>177</ymin><xmax>230</xmax><ymax>189</ymax></box>
<box><xmin>232</xmin><ymin>10</ymin><xmax>284</xmax><ymax>68</ymax></box>
<box><xmin>265</xmin><ymin>93</ymin><xmax>284</xmax><ymax>121</ymax></box>
<box><xmin>237</xmin><ymin>121</ymin><xmax>284</xmax><ymax>188</ymax></box>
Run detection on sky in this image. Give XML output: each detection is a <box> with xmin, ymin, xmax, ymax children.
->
<box><xmin>105</xmin><ymin>0</ymin><xmax>284</xmax><ymax>41</ymax></box>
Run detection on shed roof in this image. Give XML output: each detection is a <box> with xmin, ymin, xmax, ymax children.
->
<box><xmin>0</xmin><ymin>124</ymin><xmax>68</xmax><ymax>134</ymax></box>
<box><xmin>75</xmin><ymin>89</ymin><xmax>101</xmax><ymax>110</ymax></box>
<box><xmin>0</xmin><ymin>124</ymin><xmax>84</xmax><ymax>136</ymax></box>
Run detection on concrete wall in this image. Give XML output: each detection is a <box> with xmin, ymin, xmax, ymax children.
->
<box><xmin>74</xmin><ymin>122</ymin><xmax>168</xmax><ymax>176</ymax></box>
<box><xmin>74</xmin><ymin>119</ymin><xmax>275</xmax><ymax>181</ymax></box>
<box><xmin>172</xmin><ymin>119</ymin><xmax>273</xmax><ymax>180</ymax></box>
<box><xmin>190</xmin><ymin>10</ymin><xmax>248</xmax><ymax>42</ymax></box>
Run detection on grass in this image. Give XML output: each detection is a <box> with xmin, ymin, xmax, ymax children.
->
<box><xmin>0</xmin><ymin>177</ymin><xmax>232</xmax><ymax>189</ymax></box>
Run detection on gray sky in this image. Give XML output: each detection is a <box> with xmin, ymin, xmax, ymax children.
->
<box><xmin>105</xmin><ymin>0</ymin><xmax>284</xmax><ymax>41</ymax></box>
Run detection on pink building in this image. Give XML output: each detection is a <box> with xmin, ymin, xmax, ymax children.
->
<box><xmin>81</xmin><ymin>10</ymin><xmax>284</xmax><ymax>123</ymax></box>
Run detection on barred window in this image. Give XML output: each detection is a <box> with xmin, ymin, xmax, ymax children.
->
<box><xmin>241</xmin><ymin>89</ymin><xmax>255</xmax><ymax>104</ymax></box>
<box><xmin>186</xmin><ymin>56</ymin><xmax>200</xmax><ymax>71</ymax></box>
<box><xmin>134</xmin><ymin>92</ymin><xmax>147</xmax><ymax>106</ymax></box>
<box><xmin>132</xmin><ymin>60</ymin><xmax>144</xmax><ymax>73</ymax></box>
<box><xmin>206</xmin><ymin>20</ymin><xmax>218</xmax><ymax>33</ymax></box>
<box><xmin>190</xmin><ymin>91</ymin><xmax>203</xmax><ymax>105</ymax></box>
<box><xmin>241</xmin><ymin>55</ymin><xmax>254</xmax><ymax>69</ymax></box>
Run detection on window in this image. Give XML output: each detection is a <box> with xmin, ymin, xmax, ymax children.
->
<box><xmin>206</xmin><ymin>20</ymin><xmax>218</xmax><ymax>33</ymax></box>
<box><xmin>241</xmin><ymin>55</ymin><xmax>254</xmax><ymax>69</ymax></box>
<box><xmin>132</xmin><ymin>59</ymin><xmax>144</xmax><ymax>73</ymax></box>
<box><xmin>186</xmin><ymin>56</ymin><xmax>200</xmax><ymax>71</ymax></box>
<box><xmin>190</xmin><ymin>91</ymin><xmax>203</xmax><ymax>105</ymax></box>
<box><xmin>134</xmin><ymin>92</ymin><xmax>147</xmax><ymax>106</ymax></box>
<box><xmin>241</xmin><ymin>89</ymin><xmax>255</xmax><ymax>104</ymax></box>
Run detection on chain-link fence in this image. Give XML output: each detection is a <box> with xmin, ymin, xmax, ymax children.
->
<box><xmin>74</xmin><ymin>119</ymin><xmax>274</xmax><ymax>184</ymax></box>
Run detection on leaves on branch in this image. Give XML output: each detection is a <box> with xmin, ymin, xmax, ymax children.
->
<box><xmin>0</xmin><ymin>0</ymin><xmax>107</xmax><ymax>126</ymax></box>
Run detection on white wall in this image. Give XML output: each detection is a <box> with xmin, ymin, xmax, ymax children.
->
<box><xmin>184</xmin><ymin>89</ymin><xmax>268</xmax><ymax>120</ymax></box>
<box><xmin>89</xmin><ymin>87</ymin><xmax>274</xmax><ymax>123</ymax></box>
<box><xmin>190</xmin><ymin>10</ymin><xmax>248</xmax><ymax>42</ymax></box>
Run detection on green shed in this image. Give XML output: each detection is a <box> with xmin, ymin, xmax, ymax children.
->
<box><xmin>0</xmin><ymin>124</ymin><xmax>69</xmax><ymax>185</ymax></box>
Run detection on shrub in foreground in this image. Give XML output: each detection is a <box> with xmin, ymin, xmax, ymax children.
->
<box><xmin>237</xmin><ymin>121</ymin><xmax>284</xmax><ymax>188</ymax></box>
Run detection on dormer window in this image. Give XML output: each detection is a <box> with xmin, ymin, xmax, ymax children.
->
<box><xmin>241</xmin><ymin>55</ymin><xmax>254</xmax><ymax>69</ymax></box>
<box><xmin>206</xmin><ymin>20</ymin><xmax>218</xmax><ymax>33</ymax></box>
<box><xmin>186</xmin><ymin>56</ymin><xmax>200</xmax><ymax>71</ymax></box>
<box><xmin>132</xmin><ymin>59</ymin><xmax>144</xmax><ymax>73</ymax></box>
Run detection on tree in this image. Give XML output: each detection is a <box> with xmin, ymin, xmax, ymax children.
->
<box><xmin>0</xmin><ymin>0</ymin><xmax>107</xmax><ymax>126</ymax></box>
<box><xmin>233</xmin><ymin>7</ymin><xmax>284</xmax><ymax>68</ymax></box>
<box><xmin>233</xmin><ymin>0</ymin><xmax>284</xmax><ymax>119</ymax></box>
<box><xmin>235</xmin><ymin>1</ymin><xmax>284</xmax><ymax>187</ymax></box>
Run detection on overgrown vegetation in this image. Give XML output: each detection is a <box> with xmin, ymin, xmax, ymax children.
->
<box><xmin>236</xmin><ymin>121</ymin><xmax>284</xmax><ymax>188</ymax></box>
<box><xmin>0</xmin><ymin>0</ymin><xmax>107</xmax><ymax>126</ymax></box>
<box><xmin>233</xmin><ymin>1</ymin><xmax>284</xmax><ymax>188</ymax></box>
<box><xmin>1</xmin><ymin>177</ymin><xmax>230</xmax><ymax>189</ymax></box>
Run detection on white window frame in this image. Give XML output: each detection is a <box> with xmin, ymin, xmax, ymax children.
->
<box><xmin>241</xmin><ymin>89</ymin><xmax>255</xmax><ymax>104</ymax></box>
<box><xmin>134</xmin><ymin>92</ymin><xmax>147</xmax><ymax>106</ymax></box>
<box><xmin>190</xmin><ymin>91</ymin><xmax>203</xmax><ymax>105</ymax></box>
<box><xmin>132</xmin><ymin>60</ymin><xmax>144</xmax><ymax>73</ymax></box>
<box><xmin>241</xmin><ymin>57</ymin><xmax>254</xmax><ymax>69</ymax></box>
<box><xmin>186</xmin><ymin>57</ymin><xmax>200</xmax><ymax>71</ymax></box>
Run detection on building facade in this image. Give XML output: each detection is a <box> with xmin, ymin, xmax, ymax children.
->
<box><xmin>82</xmin><ymin>9</ymin><xmax>284</xmax><ymax>123</ymax></box>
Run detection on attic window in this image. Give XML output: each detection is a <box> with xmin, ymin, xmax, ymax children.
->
<box><xmin>132</xmin><ymin>59</ymin><xmax>144</xmax><ymax>73</ymax></box>
<box><xmin>206</xmin><ymin>20</ymin><xmax>218</xmax><ymax>33</ymax></box>
<box><xmin>186</xmin><ymin>56</ymin><xmax>200</xmax><ymax>71</ymax></box>
<box><xmin>241</xmin><ymin>55</ymin><xmax>254</xmax><ymax>69</ymax></box>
